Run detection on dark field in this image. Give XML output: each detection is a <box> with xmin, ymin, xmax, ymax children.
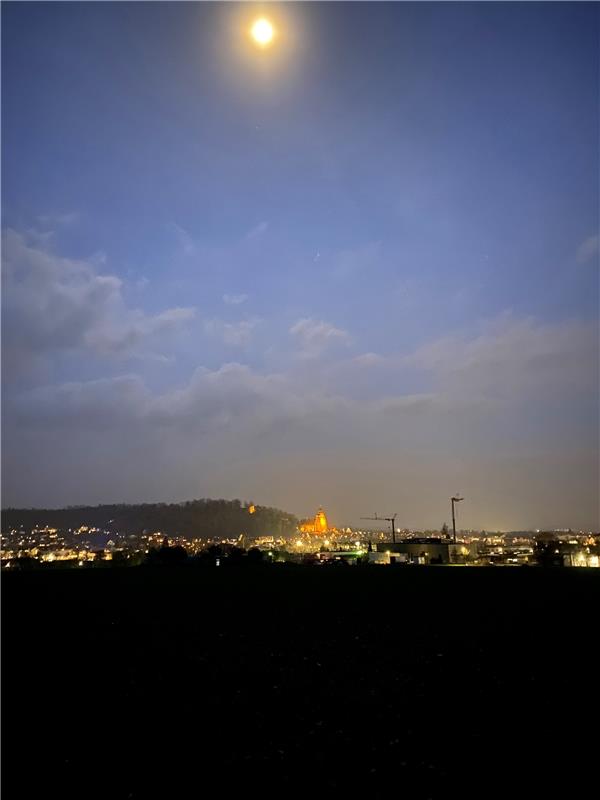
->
<box><xmin>3</xmin><ymin>565</ymin><xmax>598</xmax><ymax>798</ymax></box>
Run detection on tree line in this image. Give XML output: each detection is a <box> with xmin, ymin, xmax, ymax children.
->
<box><xmin>1</xmin><ymin>498</ymin><xmax>299</xmax><ymax>539</ymax></box>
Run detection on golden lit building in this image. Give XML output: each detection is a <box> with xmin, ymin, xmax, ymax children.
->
<box><xmin>299</xmin><ymin>507</ymin><xmax>331</xmax><ymax>536</ymax></box>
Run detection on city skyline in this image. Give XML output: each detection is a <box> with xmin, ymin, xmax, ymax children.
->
<box><xmin>2</xmin><ymin>2</ymin><xmax>599</xmax><ymax>530</ymax></box>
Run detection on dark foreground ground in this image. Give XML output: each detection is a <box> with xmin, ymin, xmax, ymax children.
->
<box><xmin>3</xmin><ymin>564</ymin><xmax>599</xmax><ymax>798</ymax></box>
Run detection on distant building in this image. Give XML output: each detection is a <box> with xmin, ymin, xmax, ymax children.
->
<box><xmin>316</xmin><ymin>550</ymin><xmax>359</xmax><ymax>565</ymax></box>
<box><xmin>534</xmin><ymin>536</ymin><xmax>600</xmax><ymax>567</ymax></box>
<box><xmin>368</xmin><ymin>551</ymin><xmax>408</xmax><ymax>565</ymax></box>
<box><xmin>376</xmin><ymin>539</ymin><xmax>476</xmax><ymax>564</ymax></box>
<box><xmin>299</xmin><ymin>507</ymin><xmax>331</xmax><ymax>536</ymax></box>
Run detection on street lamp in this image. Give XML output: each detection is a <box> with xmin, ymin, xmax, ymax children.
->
<box><xmin>451</xmin><ymin>496</ymin><xmax>464</xmax><ymax>543</ymax></box>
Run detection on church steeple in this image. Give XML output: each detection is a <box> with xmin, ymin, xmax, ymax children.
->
<box><xmin>315</xmin><ymin>507</ymin><xmax>328</xmax><ymax>533</ymax></box>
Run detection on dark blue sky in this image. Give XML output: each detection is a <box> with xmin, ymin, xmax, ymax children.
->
<box><xmin>2</xmin><ymin>2</ymin><xmax>598</xmax><ymax>529</ymax></box>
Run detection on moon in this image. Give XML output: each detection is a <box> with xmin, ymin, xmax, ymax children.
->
<box><xmin>250</xmin><ymin>18</ymin><xmax>275</xmax><ymax>47</ymax></box>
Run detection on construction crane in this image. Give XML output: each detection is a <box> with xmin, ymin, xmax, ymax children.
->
<box><xmin>451</xmin><ymin>496</ymin><xmax>464</xmax><ymax>543</ymax></box>
<box><xmin>360</xmin><ymin>513</ymin><xmax>397</xmax><ymax>544</ymax></box>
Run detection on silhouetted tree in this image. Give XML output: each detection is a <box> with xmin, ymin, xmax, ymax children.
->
<box><xmin>2</xmin><ymin>499</ymin><xmax>298</xmax><ymax>540</ymax></box>
<box><xmin>14</xmin><ymin>556</ymin><xmax>37</xmax><ymax>570</ymax></box>
<box><xmin>146</xmin><ymin>544</ymin><xmax>187</xmax><ymax>566</ymax></box>
<box><xmin>247</xmin><ymin>547</ymin><xmax>264</xmax><ymax>564</ymax></box>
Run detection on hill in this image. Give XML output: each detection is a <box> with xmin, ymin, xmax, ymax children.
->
<box><xmin>1</xmin><ymin>498</ymin><xmax>298</xmax><ymax>539</ymax></box>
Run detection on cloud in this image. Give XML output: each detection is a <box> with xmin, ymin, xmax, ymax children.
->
<box><xmin>11</xmin><ymin>362</ymin><xmax>347</xmax><ymax>441</ymax></box>
<box><xmin>3</xmin><ymin>311</ymin><xmax>598</xmax><ymax>528</ymax></box>
<box><xmin>149</xmin><ymin>363</ymin><xmax>321</xmax><ymax>433</ymax></box>
<box><xmin>204</xmin><ymin>318</ymin><xmax>260</xmax><ymax>347</ymax></box>
<box><xmin>24</xmin><ymin>228</ymin><xmax>55</xmax><ymax>246</ymax></box>
<box><xmin>331</xmin><ymin>240</ymin><xmax>382</xmax><ymax>278</ymax></box>
<box><xmin>10</xmin><ymin>313</ymin><xmax>595</xmax><ymax>438</ymax></box>
<box><xmin>576</xmin><ymin>234</ymin><xmax>599</xmax><ymax>264</ymax></box>
<box><xmin>289</xmin><ymin>317</ymin><xmax>351</xmax><ymax>358</ymax></box>
<box><xmin>89</xmin><ymin>250</ymin><xmax>108</xmax><ymax>267</ymax></box>
<box><xmin>168</xmin><ymin>222</ymin><xmax>196</xmax><ymax>255</ymax></box>
<box><xmin>88</xmin><ymin>307</ymin><xmax>197</xmax><ymax>355</ymax></box>
<box><xmin>374</xmin><ymin>393</ymin><xmax>437</xmax><ymax>414</ymax></box>
<box><xmin>352</xmin><ymin>352</ymin><xmax>387</xmax><ymax>368</ymax></box>
<box><xmin>15</xmin><ymin>375</ymin><xmax>150</xmax><ymax>431</ymax></box>
<box><xmin>1</xmin><ymin>229</ymin><xmax>196</xmax><ymax>376</ymax></box>
<box><xmin>223</xmin><ymin>293</ymin><xmax>248</xmax><ymax>306</ymax></box>
<box><xmin>406</xmin><ymin>315</ymin><xmax>598</xmax><ymax>402</ymax></box>
<box><xmin>245</xmin><ymin>221</ymin><xmax>269</xmax><ymax>240</ymax></box>
<box><xmin>37</xmin><ymin>211</ymin><xmax>79</xmax><ymax>228</ymax></box>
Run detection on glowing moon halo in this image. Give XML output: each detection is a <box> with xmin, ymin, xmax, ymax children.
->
<box><xmin>250</xmin><ymin>18</ymin><xmax>275</xmax><ymax>47</ymax></box>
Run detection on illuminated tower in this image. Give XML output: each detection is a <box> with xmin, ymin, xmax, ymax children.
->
<box><xmin>298</xmin><ymin>507</ymin><xmax>331</xmax><ymax>535</ymax></box>
<box><xmin>315</xmin><ymin>507</ymin><xmax>328</xmax><ymax>534</ymax></box>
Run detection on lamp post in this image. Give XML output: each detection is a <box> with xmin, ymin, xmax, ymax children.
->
<box><xmin>451</xmin><ymin>496</ymin><xmax>464</xmax><ymax>543</ymax></box>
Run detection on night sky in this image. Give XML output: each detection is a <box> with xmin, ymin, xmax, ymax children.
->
<box><xmin>2</xmin><ymin>2</ymin><xmax>598</xmax><ymax>530</ymax></box>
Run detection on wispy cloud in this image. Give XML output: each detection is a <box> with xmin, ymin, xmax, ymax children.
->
<box><xmin>168</xmin><ymin>222</ymin><xmax>196</xmax><ymax>255</ymax></box>
<box><xmin>37</xmin><ymin>211</ymin><xmax>79</xmax><ymax>228</ymax></box>
<box><xmin>331</xmin><ymin>241</ymin><xmax>382</xmax><ymax>279</ymax></box>
<box><xmin>290</xmin><ymin>317</ymin><xmax>351</xmax><ymax>358</ymax></box>
<box><xmin>204</xmin><ymin>317</ymin><xmax>261</xmax><ymax>347</ymax></box>
<box><xmin>1</xmin><ymin>228</ymin><xmax>196</xmax><ymax>376</ymax></box>
<box><xmin>24</xmin><ymin>227</ymin><xmax>55</xmax><ymax>246</ymax></box>
<box><xmin>223</xmin><ymin>293</ymin><xmax>248</xmax><ymax>306</ymax></box>
<box><xmin>405</xmin><ymin>314</ymin><xmax>599</xmax><ymax>402</ymax></box>
<box><xmin>352</xmin><ymin>352</ymin><xmax>386</xmax><ymax>368</ymax></box>
<box><xmin>89</xmin><ymin>250</ymin><xmax>108</xmax><ymax>267</ymax></box>
<box><xmin>576</xmin><ymin>234</ymin><xmax>599</xmax><ymax>264</ymax></box>
<box><xmin>245</xmin><ymin>221</ymin><xmax>269</xmax><ymax>240</ymax></box>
